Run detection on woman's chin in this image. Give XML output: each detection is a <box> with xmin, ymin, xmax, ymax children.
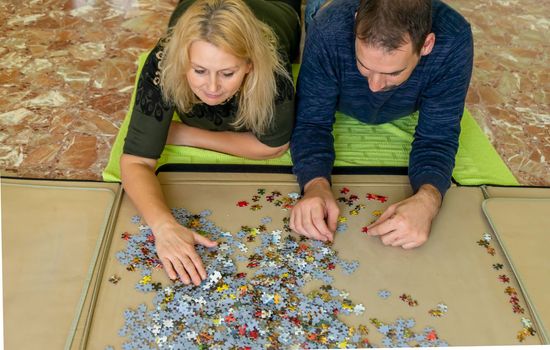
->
<box><xmin>199</xmin><ymin>93</ymin><xmax>226</xmax><ymax>106</ymax></box>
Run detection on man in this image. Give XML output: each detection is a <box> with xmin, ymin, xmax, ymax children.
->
<box><xmin>290</xmin><ymin>0</ymin><xmax>473</xmax><ymax>248</ymax></box>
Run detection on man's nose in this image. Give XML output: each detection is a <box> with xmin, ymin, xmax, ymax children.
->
<box><xmin>368</xmin><ymin>73</ymin><xmax>385</xmax><ymax>92</ymax></box>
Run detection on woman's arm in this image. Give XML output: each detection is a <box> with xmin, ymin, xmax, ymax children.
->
<box><xmin>120</xmin><ymin>154</ymin><xmax>217</xmax><ymax>285</ymax></box>
<box><xmin>166</xmin><ymin>122</ymin><xmax>289</xmax><ymax>159</ymax></box>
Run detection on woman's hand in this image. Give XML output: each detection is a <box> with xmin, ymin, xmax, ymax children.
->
<box><xmin>153</xmin><ymin>221</ymin><xmax>218</xmax><ymax>285</ymax></box>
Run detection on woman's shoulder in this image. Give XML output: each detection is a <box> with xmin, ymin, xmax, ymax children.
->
<box><xmin>168</xmin><ymin>0</ymin><xmax>194</xmax><ymax>28</ymax></box>
<box><xmin>243</xmin><ymin>0</ymin><xmax>297</xmax><ymax>18</ymax></box>
<box><xmin>245</xmin><ymin>0</ymin><xmax>301</xmax><ymax>53</ymax></box>
<box><xmin>274</xmin><ymin>61</ymin><xmax>295</xmax><ymax>103</ymax></box>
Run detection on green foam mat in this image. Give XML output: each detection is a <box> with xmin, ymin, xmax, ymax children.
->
<box><xmin>103</xmin><ymin>52</ymin><xmax>518</xmax><ymax>187</ymax></box>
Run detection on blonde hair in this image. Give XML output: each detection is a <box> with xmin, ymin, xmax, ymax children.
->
<box><xmin>160</xmin><ymin>0</ymin><xmax>291</xmax><ymax>135</ymax></box>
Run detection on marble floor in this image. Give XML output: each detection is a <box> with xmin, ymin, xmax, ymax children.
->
<box><xmin>0</xmin><ymin>0</ymin><xmax>548</xmax><ymax>185</ymax></box>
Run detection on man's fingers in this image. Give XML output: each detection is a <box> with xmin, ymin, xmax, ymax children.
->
<box><xmin>402</xmin><ymin>241</ymin><xmax>422</xmax><ymax>250</ymax></box>
<box><xmin>289</xmin><ymin>207</ymin><xmax>300</xmax><ymax>233</ymax></box>
<box><xmin>326</xmin><ymin>201</ymin><xmax>340</xmax><ymax>233</ymax></box>
<box><xmin>291</xmin><ymin>209</ymin><xmax>311</xmax><ymax>238</ymax></box>
<box><xmin>368</xmin><ymin>215</ymin><xmax>397</xmax><ymax>237</ymax></box>
<box><xmin>302</xmin><ymin>217</ymin><xmax>326</xmax><ymax>241</ymax></box>
<box><xmin>380</xmin><ymin>230</ymin><xmax>399</xmax><ymax>245</ymax></box>
<box><xmin>391</xmin><ymin>236</ymin><xmax>409</xmax><ymax>247</ymax></box>
<box><xmin>310</xmin><ymin>208</ymin><xmax>332</xmax><ymax>241</ymax></box>
<box><xmin>292</xmin><ymin>206</ymin><xmax>324</xmax><ymax>240</ymax></box>
<box><xmin>368</xmin><ymin>205</ymin><xmax>395</xmax><ymax>231</ymax></box>
<box><xmin>289</xmin><ymin>209</ymin><xmax>295</xmax><ymax>230</ymax></box>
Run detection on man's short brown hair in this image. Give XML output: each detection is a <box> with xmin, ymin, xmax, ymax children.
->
<box><xmin>354</xmin><ymin>0</ymin><xmax>432</xmax><ymax>54</ymax></box>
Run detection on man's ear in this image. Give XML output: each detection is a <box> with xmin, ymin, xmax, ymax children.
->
<box><xmin>420</xmin><ymin>33</ymin><xmax>435</xmax><ymax>56</ymax></box>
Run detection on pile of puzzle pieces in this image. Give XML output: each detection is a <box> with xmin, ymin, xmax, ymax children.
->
<box><xmin>112</xmin><ymin>187</ymin><xmax>451</xmax><ymax>349</ymax></box>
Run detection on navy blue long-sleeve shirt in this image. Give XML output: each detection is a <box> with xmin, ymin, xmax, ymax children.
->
<box><xmin>291</xmin><ymin>0</ymin><xmax>473</xmax><ymax>197</ymax></box>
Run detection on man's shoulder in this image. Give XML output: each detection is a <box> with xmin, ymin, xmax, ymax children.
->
<box><xmin>432</xmin><ymin>0</ymin><xmax>471</xmax><ymax>37</ymax></box>
<box><xmin>311</xmin><ymin>0</ymin><xmax>357</xmax><ymax>35</ymax></box>
<box><xmin>425</xmin><ymin>0</ymin><xmax>473</xmax><ymax>68</ymax></box>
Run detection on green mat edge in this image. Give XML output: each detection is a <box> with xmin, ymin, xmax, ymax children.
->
<box><xmin>454</xmin><ymin>111</ymin><xmax>519</xmax><ymax>186</ymax></box>
<box><xmin>103</xmin><ymin>53</ymin><xmax>518</xmax><ymax>187</ymax></box>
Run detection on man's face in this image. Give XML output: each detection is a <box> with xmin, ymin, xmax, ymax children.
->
<box><xmin>354</xmin><ymin>39</ymin><xmax>421</xmax><ymax>93</ymax></box>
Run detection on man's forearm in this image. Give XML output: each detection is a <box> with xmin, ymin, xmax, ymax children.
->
<box><xmin>304</xmin><ymin>177</ymin><xmax>331</xmax><ymax>193</ymax></box>
<box><xmin>290</xmin><ymin>125</ymin><xmax>336</xmax><ymax>191</ymax></box>
<box><xmin>415</xmin><ymin>183</ymin><xmax>443</xmax><ymax>216</ymax></box>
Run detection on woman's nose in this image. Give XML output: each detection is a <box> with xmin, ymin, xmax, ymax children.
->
<box><xmin>207</xmin><ymin>74</ymin><xmax>220</xmax><ymax>93</ymax></box>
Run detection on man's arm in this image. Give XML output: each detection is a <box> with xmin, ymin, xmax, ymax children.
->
<box><xmin>409</xmin><ymin>27</ymin><xmax>474</xmax><ymax>197</ymax></box>
<box><xmin>290</xmin><ymin>22</ymin><xmax>340</xmax><ymax>190</ymax></box>
<box><xmin>368</xmin><ymin>27</ymin><xmax>474</xmax><ymax>248</ymax></box>
<box><xmin>289</xmin><ymin>20</ymin><xmax>341</xmax><ymax>241</ymax></box>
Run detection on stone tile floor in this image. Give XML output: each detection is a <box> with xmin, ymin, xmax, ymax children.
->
<box><xmin>0</xmin><ymin>0</ymin><xmax>548</xmax><ymax>185</ymax></box>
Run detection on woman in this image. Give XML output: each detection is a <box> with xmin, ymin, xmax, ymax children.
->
<box><xmin>120</xmin><ymin>0</ymin><xmax>300</xmax><ymax>286</ymax></box>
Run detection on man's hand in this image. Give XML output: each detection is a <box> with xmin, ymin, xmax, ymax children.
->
<box><xmin>153</xmin><ymin>221</ymin><xmax>217</xmax><ymax>285</ymax></box>
<box><xmin>367</xmin><ymin>184</ymin><xmax>442</xmax><ymax>249</ymax></box>
<box><xmin>290</xmin><ymin>177</ymin><xmax>340</xmax><ymax>241</ymax></box>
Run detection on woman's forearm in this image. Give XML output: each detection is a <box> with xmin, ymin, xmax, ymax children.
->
<box><xmin>167</xmin><ymin>122</ymin><xmax>288</xmax><ymax>159</ymax></box>
<box><xmin>120</xmin><ymin>154</ymin><xmax>178</xmax><ymax>233</ymax></box>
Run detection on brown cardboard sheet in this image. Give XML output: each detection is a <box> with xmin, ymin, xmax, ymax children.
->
<box><xmin>483</xmin><ymin>197</ymin><xmax>550</xmax><ymax>343</ymax></box>
<box><xmin>483</xmin><ymin>185</ymin><xmax>550</xmax><ymax>199</ymax></box>
<box><xmin>80</xmin><ymin>173</ymin><xmax>541</xmax><ymax>348</ymax></box>
<box><xmin>1</xmin><ymin>178</ymin><xmax>121</xmax><ymax>350</ymax></box>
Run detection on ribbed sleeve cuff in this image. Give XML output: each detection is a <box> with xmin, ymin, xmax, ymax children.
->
<box><xmin>295</xmin><ymin>167</ymin><xmax>332</xmax><ymax>193</ymax></box>
<box><xmin>409</xmin><ymin>172</ymin><xmax>451</xmax><ymax>198</ymax></box>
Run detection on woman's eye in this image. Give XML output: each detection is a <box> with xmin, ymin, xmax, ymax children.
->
<box><xmin>194</xmin><ymin>69</ymin><xmax>206</xmax><ymax>75</ymax></box>
<box><xmin>222</xmin><ymin>72</ymin><xmax>235</xmax><ymax>78</ymax></box>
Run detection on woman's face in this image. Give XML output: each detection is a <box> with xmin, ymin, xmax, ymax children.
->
<box><xmin>187</xmin><ymin>40</ymin><xmax>251</xmax><ymax>106</ymax></box>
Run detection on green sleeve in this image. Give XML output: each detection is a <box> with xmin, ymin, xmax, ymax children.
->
<box><xmin>123</xmin><ymin>45</ymin><xmax>175</xmax><ymax>159</ymax></box>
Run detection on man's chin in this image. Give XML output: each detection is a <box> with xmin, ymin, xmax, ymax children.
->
<box><xmin>376</xmin><ymin>85</ymin><xmax>400</xmax><ymax>93</ymax></box>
